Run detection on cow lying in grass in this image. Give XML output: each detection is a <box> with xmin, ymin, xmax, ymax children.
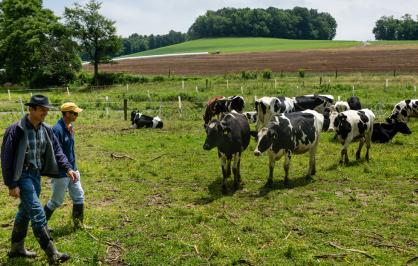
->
<box><xmin>203</xmin><ymin>111</ymin><xmax>250</xmax><ymax>193</ymax></box>
<box><xmin>130</xmin><ymin>110</ymin><xmax>163</xmax><ymax>129</ymax></box>
<box><xmin>253</xmin><ymin>110</ymin><xmax>323</xmax><ymax>187</ymax></box>
<box><xmin>372</xmin><ymin>120</ymin><xmax>411</xmax><ymax>143</ymax></box>
<box><xmin>334</xmin><ymin>109</ymin><xmax>375</xmax><ymax>165</ymax></box>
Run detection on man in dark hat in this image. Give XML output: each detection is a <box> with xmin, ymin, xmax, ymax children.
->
<box><xmin>1</xmin><ymin>94</ymin><xmax>78</xmax><ymax>264</ymax></box>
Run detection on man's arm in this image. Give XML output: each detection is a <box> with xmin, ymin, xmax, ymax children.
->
<box><xmin>48</xmin><ymin>127</ymin><xmax>78</xmax><ymax>182</ymax></box>
<box><xmin>1</xmin><ymin>126</ymin><xmax>18</xmax><ymax>189</ymax></box>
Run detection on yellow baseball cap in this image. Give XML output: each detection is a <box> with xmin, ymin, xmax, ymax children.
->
<box><xmin>60</xmin><ymin>102</ymin><xmax>83</xmax><ymax>113</ymax></box>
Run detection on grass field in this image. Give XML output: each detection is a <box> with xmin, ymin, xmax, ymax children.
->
<box><xmin>0</xmin><ymin>73</ymin><xmax>417</xmax><ymax>265</ymax></box>
<box><xmin>121</xmin><ymin>38</ymin><xmax>361</xmax><ymax>57</ymax></box>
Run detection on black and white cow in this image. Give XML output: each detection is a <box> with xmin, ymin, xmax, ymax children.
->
<box><xmin>372</xmin><ymin>120</ymin><xmax>411</xmax><ymax>143</ymax></box>
<box><xmin>254</xmin><ymin>96</ymin><xmax>295</xmax><ymax>130</ymax></box>
<box><xmin>293</xmin><ymin>94</ymin><xmax>334</xmax><ymax>113</ymax></box>
<box><xmin>253</xmin><ymin>110</ymin><xmax>323</xmax><ymax>187</ymax></box>
<box><xmin>387</xmin><ymin>99</ymin><xmax>418</xmax><ymax>123</ymax></box>
<box><xmin>334</xmin><ymin>109</ymin><xmax>375</xmax><ymax>165</ymax></box>
<box><xmin>203</xmin><ymin>111</ymin><xmax>250</xmax><ymax>193</ymax></box>
<box><xmin>130</xmin><ymin>110</ymin><xmax>163</xmax><ymax>129</ymax></box>
<box><xmin>203</xmin><ymin>95</ymin><xmax>245</xmax><ymax>124</ymax></box>
<box><xmin>243</xmin><ymin>111</ymin><xmax>257</xmax><ymax>124</ymax></box>
<box><xmin>347</xmin><ymin>96</ymin><xmax>362</xmax><ymax>110</ymax></box>
<box><xmin>255</xmin><ymin>95</ymin><xmax>333</xmax><ymax>130</ymax></box>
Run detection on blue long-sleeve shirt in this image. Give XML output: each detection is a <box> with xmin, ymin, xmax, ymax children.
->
<box><xmin>1</xmin><ymin>116</ymin><xmax>73</xmax><ymax>188</ymax></box>
<box><xmin>53</xmin><ymin>118</ymin><xmax>77</xmax><ymax>178</ymax></box>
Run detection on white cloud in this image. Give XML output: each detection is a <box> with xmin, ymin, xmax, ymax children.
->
<box><xmin>44</xmin><ymin>0</ymin><xmax>418</xmax><ymax>40</ymax></box>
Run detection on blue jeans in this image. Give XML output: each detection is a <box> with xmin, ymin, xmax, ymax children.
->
<box><xmin>46</xmin><ymin>170</ymin><xmax>84</xmax><ymax>210</ymax></box>
<box><xmin>15</xmin><ymin>169</ymin><xmax>47</xmax><ymax>230</ymax></box>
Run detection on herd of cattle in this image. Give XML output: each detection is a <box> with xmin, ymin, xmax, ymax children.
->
<box><xmin>202</xmin><ymin>95</ymin><xmax>417</xmax><ymax>192</ymax></box>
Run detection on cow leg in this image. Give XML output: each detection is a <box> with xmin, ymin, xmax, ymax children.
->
<box><xmin>283</xmin><ymin>151</ymin><xmax>291</xmax><ymax>187</ymax></box>
<box><xmin>365</xmin><ymin>132</ymin><xmax>372</xmax><ymax>162</ymax></box>
<box><xmin>307</xmin><ymin>144</ymin><xmax>317</xmax><ymax>179</ymax></box>
<box><xmin>220</xmin><ymin>155</ymin><xmax>229</xmax><ymax>193</ymax></box>
<box><xmin>340</xmin><ymin>147</ymin><xmax>348</xmax><ymax>165</ymax></box>
<box><xmin>232</xmin><ymin>153</ymin><xmax>241</xmax><ymax>189</ymax></box>
<box><xmin>356</xmin><ymin>137</ymin><xmax>365</xmax><ymax>160</ymax></box>
<box><xmin>266</xmin><ymin>153</ymin><xmax>275</xmax><ymax>187</ymax></box>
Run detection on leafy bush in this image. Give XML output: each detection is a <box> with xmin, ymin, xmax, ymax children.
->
<box><xmin>262</xmin><ymin>69</ymin><xmax>272</xmax><ymax>79</ymax></box>
<box><xmin>241</xmin><ymin>71</ymin><xmax>258</xmax><ymax>80</ymax></box>
<box><xmin>298</xmin><ymin>68</ymin><xmax>305</xmax><ymax>78</ymax></box>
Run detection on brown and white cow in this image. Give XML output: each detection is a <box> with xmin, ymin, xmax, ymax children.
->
<box><xmin>254</xmin><ymin>110</ymin><xmax>323</xmax><ymax>187</ymax></box>
<box><xmin>203</xmin><ymin>95</ymin><xmax>245</xmax><ymax>124</ymax></box>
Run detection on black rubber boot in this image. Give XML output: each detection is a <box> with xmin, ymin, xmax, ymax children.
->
<box><xmin>44</xmin><ymin>205</ymin><xmax>54</xmax><ymax>221</ymax></box>
<box><xmin>8</xmin><ymin>220</ymin><xmax>37</xmax><ymax>258</ymax></box>
<box><xmin>34</xmin><ymin>226</ymin><xmax>70</xmax><ymax>265</ymax></box>
<box><xmin>72</xmin><ymin>204</ymin><xmax>84</xmax><ymax>229</ymax></box>
<box><xmin>44</xmin><ymin>205</ymin><xmax>55</xmax><ymax>233</ymax></box>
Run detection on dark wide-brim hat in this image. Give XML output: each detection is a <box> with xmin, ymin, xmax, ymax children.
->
<box><xmin>25</xmin><ymin>95</ymin><xmax>54</xmax><ymax>109</ymax></box>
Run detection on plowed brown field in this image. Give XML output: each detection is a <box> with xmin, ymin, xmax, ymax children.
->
<box><xmin>85</xmin><ymin>45</ymin><xmax>418</xmax><ymax>75</ymax></box>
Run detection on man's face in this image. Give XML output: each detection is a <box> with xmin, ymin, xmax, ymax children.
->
<box><xmin>30</xmin><ymin>106</ymin><xmax>49</xmax><ymax>122</ymax></box>
<box><xmin>65</xmin><ymin>111</ymin><xmax>79</xmax><ymax>122</ymax></box>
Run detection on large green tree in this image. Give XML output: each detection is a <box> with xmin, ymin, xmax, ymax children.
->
<box><xmin>0</xmin><ymin>0</ymin><xmax>80</xmax><ymax>86</ymax></box>
<box><xmin>64</xmin><ymin>0</ymin><xmax>122</xmax><ymax>85</ymax></box>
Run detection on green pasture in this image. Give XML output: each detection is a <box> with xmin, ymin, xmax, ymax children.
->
<box><xmin>0</xmin><ymin>73</ymin><xmax>417</xmax><ymax>265</ymax></box>
<box><xmin>120</xmin><ymin>38</ymin><xmax>361</xmax><ymax>57</ymax></box>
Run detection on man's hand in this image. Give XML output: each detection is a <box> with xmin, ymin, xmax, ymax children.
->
<box><xmin>67</xmin><ymin>170</ymin><xmax>78</xmax><ymax>183</ymax></box>
<box><xmin>9</xmin><ymin>187</ymin><xmax>20</xmax><ymax>198</ymax></box>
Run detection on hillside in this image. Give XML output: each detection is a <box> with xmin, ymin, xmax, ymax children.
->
<box><xmin>120</xmin><ymin>38</ymin><xmax>361</xmax><ymax>57</ymax></box>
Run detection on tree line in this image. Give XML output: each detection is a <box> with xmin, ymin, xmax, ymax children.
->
<box><xmin>373</xmin><ymin>14</ymin><xmax>418</xmax><ymax>40</ymax></box>
<box><xmin>187</xmin><ymin>7</ymin><xmax>337</xmax><ymax>40</ymax></box>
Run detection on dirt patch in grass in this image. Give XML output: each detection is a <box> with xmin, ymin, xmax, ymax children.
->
<box><xmin>85</xmin><ymin>46</ymin><xmax>418</xmax><ymax>75</ymax></box>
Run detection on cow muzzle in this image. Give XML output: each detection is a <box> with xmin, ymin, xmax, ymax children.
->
<box><xmin>254</xmin><ymin>150</ymin><xmax>262</xmax><ymax>156</ymax></box>
<box><xmin>203</xmin><ymin>144</ymin><xmax>211</xmax><ymax>150</ymax></box>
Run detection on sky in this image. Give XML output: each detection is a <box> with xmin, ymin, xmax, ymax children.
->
<box><xmin>43</xmin><ymin>0</ymin><xmax>418</xmax><ymax>41</ymax></box>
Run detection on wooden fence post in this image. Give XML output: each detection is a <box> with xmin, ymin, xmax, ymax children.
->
<box><xmin>123</xmin><ymin>99</ymin><xmax>128</xmax><ymax>121</ymax></box>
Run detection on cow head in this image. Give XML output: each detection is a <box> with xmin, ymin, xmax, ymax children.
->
<box><xmin>393</xmin><ymin>120</ymin><xmax>412</xmax><ymax>135</ymax></box>
<box><xmin>130</xmin><ymin>110</ymin><xmax>138</xmax><ymax>125</ymax></box>
<box><xmin>203</xmin><ymin>121</ymin><xmax>230</xmax><ymax>150</ymax></box>
<box><xmin>254</xmin><ymin>127</ymin><xmax>276</xmax><ymax>156</ymax></box>
<box><xmin>334</xmin><ymin>113</ymin><xmax>351</xmax><ymax>139</ymax></box>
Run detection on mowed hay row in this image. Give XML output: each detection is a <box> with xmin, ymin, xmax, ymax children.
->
<box><xmin>0</xmin><ymin>74</ymin><xmax>417</xmax><ymax>265</ymax></box>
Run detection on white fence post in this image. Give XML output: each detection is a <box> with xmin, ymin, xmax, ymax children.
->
<box><xmin>195</xmin><ymin>86</ymin><xmax>198</xmax><ymax>93</ymax></box>
<box><xmin>105</xmin><ymin>96</ymin><xmax>109</xmax><ymax>117</ymax></box>
<box><xmin>274</xmin><ymin>79</ymin><xmax>277</xmax><ymax>89</ymax></box>
<box><xmin>385</xmin><ymin>79</ymin><xmax>388</xmax><ymax>89</ymax></box>
<box><xmin>182</xmin><ymin>80</ymin><xmax>185</xmax><ymax>90</ymax></box>
<box><xmin>352</xmin><ymin>85</ymin><xmax>355</xmax><ymax>96</ymax></box>
<box><xmin>147</xmin><ymin>90</ymin><xmax>151</xmax><ymax>100</ymax></box>
<box><xmin>178</xmin><ymin>96</ymin><xmax>182</xmax><ymax>117</ymax></box>
<box><xmin>8</xmin><ymin>89</ymin><xmax>11</xmax><ymax>101</ymax></box>
<box><xmin>66</xmin><ymin>86</ymin><xmax>70</xmax><ymax>96</ymax></box>
<box><xmin>19</xmin><ymin>97</ymin><xmax>25</xmax><ymax>115</ymax></box>
<box><xmin>241</xmin><ymin>86</ymin><xmax>243</xmax><ymax>95</ymax></box>
<box><xmin>414</xmin><ymin>85</ymin><xmax>417</xmax><ymax>97</ymax></box>
<box><xmin>126</xmin><ymin>84</ymin><xmax>129</xmax><ymax>92</ymax></box>
<box><xmin>30</xmin><ymin>92</ymin><xmax>32</xmax><ymax>97</ymax></box>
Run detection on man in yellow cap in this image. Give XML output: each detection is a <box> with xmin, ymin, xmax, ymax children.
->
<box><xmin>44</xmin><ymin>102</ymin><xmax>85</xmax><ymax>229</ymax></box>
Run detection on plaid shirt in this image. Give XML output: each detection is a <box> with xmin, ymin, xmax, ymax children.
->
<box><xmin>24</xmin><ymin>118</ymin><xmax>47</xmax><ymax>169</ymax></box>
